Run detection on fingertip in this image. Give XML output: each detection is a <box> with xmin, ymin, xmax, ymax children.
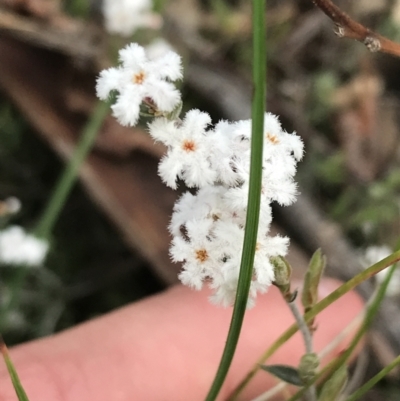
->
<box><xmin>0</xmin><ymin>280</ymin><xmax>365</xmax><ymax>401</ymax></box>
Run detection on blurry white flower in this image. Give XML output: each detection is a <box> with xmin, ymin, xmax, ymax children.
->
<box><xmin>362</xmin><ymin>245</ymin><xmax>400</xmax><ymax>296</ymax></box>
<box><xmin>363</xmin><ymin>245</ymin><xmax>392</xmax><ymax>266</ymax></box>
<box><xmin>4</xmin><ymin>197</ymin><xmax>21</xmax><ymax>214</ymax></box>
<box><xmin>102</xmin><ymin>0</ymin><xmax>162</xmax><ymax>37</ymax></box>
<box><xmin>96</xmin><ymin>43</ymin><xmax>182</xmax><ymax>126</ymax></box>
<box><xmin>0</xmin><ymin>226</ymin><xmax>48</xmax><ymax>267</ymax></box>
<box><xmin>145</xmin><ymin>39</ymin><xmax>175</xmax><ymax>60</ymax></box>
<box><xmin>0</xmin><ymin>197</ymin><xmax>21</xmax><ymax>217</ymax></box>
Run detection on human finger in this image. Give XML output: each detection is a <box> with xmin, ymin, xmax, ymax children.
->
<box><xmin>0</xmin><ymin>278</ymin><xmax>364</xmax><ymax>401</ymax></box>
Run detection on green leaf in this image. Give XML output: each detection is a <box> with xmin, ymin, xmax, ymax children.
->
<box><xmin>301</xmin><ymin>248</ymin><xmax>326</xmax><ymax>313</ymax></box>
<box><xmin>318</xmin><ymin>364</ymin><xmax>348</xmax><ymax>401</ymax></box>
<box><xmin>260</xmin><ymin>364</ymin><xmax>304</xmax><ymax>386</ymax></box>
<box><xmin>0</xmin><ymin>336</ymin><xmax>30</xmax><ymax>401</ymax></box>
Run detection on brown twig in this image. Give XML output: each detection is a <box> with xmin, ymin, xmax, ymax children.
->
<box><xmin>312</xmin><ymin>0</ymin><xmax>400</xmax><ymax>58</ymax></box>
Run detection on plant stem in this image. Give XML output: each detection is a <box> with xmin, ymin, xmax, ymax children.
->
<box><xmin>227</xmin><ymin>250</ymin><xmax>400</xmax><ymax>400</ymax></box>
<box><xmin>0</xmin><ymin>101</ymin><xmax>109</xmax><ymax>330</ymax></box>
<box><xmin>288</xmin><ymin>299</ymin><xmax>313</xmax><ymax>354</ymax></box>
<box><xmin>35</xmin><ymin>100</ymin><xmax>109</xmax><ymax>239</ymax></box>
<box><xmin>203</xmin><ymin>1</ymin><xmax>266</xmax><ymax>400</ymax></box>
<box><xmin>249</xmin><ymin>310</ymin><xmax>364</xmax><ymax>401</ymax></box>
<box><xmin>287</xmin><ymin>299</ymin><xmax>317</xmax><ymax>401</ymax></box>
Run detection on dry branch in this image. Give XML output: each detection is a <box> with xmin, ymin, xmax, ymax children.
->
<box><xmin>312</xmin><ymin>0</ymin><xmax>400</xmax><ymax>57</ymax></box>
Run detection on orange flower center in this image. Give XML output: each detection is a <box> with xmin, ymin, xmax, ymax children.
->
<box><xmin>133</xmin><ymin>71</ymin><xmax>146</xmax><ymax>84</ymax></box>
<box><xmin>182</xmin><ymin>140</ymin><xmax>196</xmax><ymax>152</ymax></box>
<box><xmin>195</xmin><ymin>249</ymin><xmax>209</xmax><ymax>263</ymax></box>
<box><xmin>266</xmin><ymin>132</ymin><xmax>279</xmax><ymax>144</ymax></box>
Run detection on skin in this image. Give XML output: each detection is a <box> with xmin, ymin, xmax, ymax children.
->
<box><xmin>0</xmin><ymin>279</ymin><xmax>364</xmax><ymax>401</ymax></box>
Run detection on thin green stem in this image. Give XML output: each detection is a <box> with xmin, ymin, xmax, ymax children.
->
<box><xmin>203</xmin><ymin>1</ymin><xmax>266</xmax><ymax>400</ymax></box>
<box><xmin>345</xmin><ymin>354</ymin><xmax>400</xmax><ymax>401</ymax></box>
<box><xmin>287</xmin><ymin>299</ymin><xmax>317</xmax><ymax>401</ymax></box>
<box><xmin>35</xmin><ymin>100</ymin><xmax>109</xmax><ymax>239</ymax></box>
<box><xmin>228</xmin><ymin>250</ymin><xmax>400</xmax><ymax>400</ymax></box>
<box><xmin>0</xmin><ymin>266</ymin><xmax>28</xmax><ymax>329</ymax></box>
<box><xmin>288</xmin><ymin>299</ymin><xmax>313</xmax><ymax>354</ymax></box>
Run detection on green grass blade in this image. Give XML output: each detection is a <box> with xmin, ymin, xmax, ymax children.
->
<box><xmin>203</xmin><ymin>0</ymin><xmax>267</xmax><ymax>400</ymax></box>
<box><xmin>0</xmin><ymin>335</ymin><xmax>30</xmax><ymax>401</ymax></box>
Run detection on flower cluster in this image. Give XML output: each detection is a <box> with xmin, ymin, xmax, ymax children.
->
<box><xmin>96</xmin><ymin>43</ymin><xmax>182</xmax><ymax>127</ymax></box>
<box><xmin>149</xmin><ymin>110</ymin><xmax>303</xmax><ymax>307</ymax></box>
<box><xmin>0</xmin><ymin>226</ymin><xmax>49</xmax><ymax>267</ymax></box>
<box><xmin>97</xmin><ymin>43</ymin><xmax>303</xmax><ymax>307</ymax></box>
<box><xmin>102</xmin><ymin>0</ymin><xmax>161</xmax><ymax>37</ymax></box>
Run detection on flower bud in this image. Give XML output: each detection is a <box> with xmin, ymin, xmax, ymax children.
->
<box><xmin>298</xmin><ymin>352</ymin><xmax>319</xmax><ymax>384</ymax></box>
<box><xmin>271</xmin><ymin>256</ymin><xmax>292</xmax><ymax>296</ymax></box>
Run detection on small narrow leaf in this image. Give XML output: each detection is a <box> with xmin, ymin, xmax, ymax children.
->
<box><xmin>301</xmin><ymin>248</ymin><xmax>326</xmax><ymax>313</ymax></box>
<box><xmin>318</xmin><ymin>364</ymin><xmax>348</xmax><ymax>401</ymax></box>
<box><xmin>0</xmin><ymin>335</ymin><xmax>30</xmax><ymax>401</ymax></box>
<box><xmin>260</xmin><ymin>364</ymin><xmax>304</xmax><ymax>386</ymax></box>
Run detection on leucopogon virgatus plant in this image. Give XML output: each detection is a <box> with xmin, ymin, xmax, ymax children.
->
<box><xmin>96</xmin><ymin>42</ymin><xmax>304</xmax><ymax>308</ymax></box>
<box><xmin>93</xmin><ymin>28</ymin><xmax>400</xmax><ymax>401</ymax></box>
<box><xmin>3</xmin><ymin>2</ymin><xmax>400</xmax><ymax>401</ymax></box>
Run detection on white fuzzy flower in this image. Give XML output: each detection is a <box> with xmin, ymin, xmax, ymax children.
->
<box><xmin>362</xmin><ymin>245</ymin><xmax>400</xmax><ymax>296</ymax></box>
<box><xmin>162</xmin><ymin>111</ymin><xmax>303</xmax><ymax>307</ymax></box>
<box><xmin>208</xmin><ymin>120</ymin><xmax>251</xmax><ymax>187</ymax></box>
<box><xmin>170</xmin><ymin>201</ymin><xmax>287</xmax><ymax>307</ymax></box>
<box><xmin>223</xmin><ymin>162</ymin><xmax>298</xmax><ymax>209</ymax></box>
<box><xmin>169</xmin><ymin>186</ymin><xmax>233</xmax><ymax>237</ymax></box>
<box><xmin>0</xmin><ymin>226</ymin><xmax>48</xmax><ymax>267</ymax></box>
<box><xmin>96</xmin><ymin>43</ymin><xmax>182</xmax><ymax>126</ymax></box>
<box><xmin>263</xmin><ymin>113</ymin><xmax>304</xmax><ymax>161</ymax></box>
<box><xmin>149</xmin><ymin>110</ymin><xmax>217</xmax><ymax>189</ymax></box>
<box><xmin>210</xmin><ymin>113</ymin><xmax>303</xmax><ymax>195</ymax></box>
<box><xmin>102</xmin><ymin>0</ymin><xmax>162</xmax><ymax>37</ymax></box>
<box><xmin>210</xmin><ymin>223</ymin><xmax>287</xmax><ymax>308</ymax></box>
<box><xmin>170</xmin><ymin>218</ymin><xmax>220</xmax><ymax>290</ymax></box>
